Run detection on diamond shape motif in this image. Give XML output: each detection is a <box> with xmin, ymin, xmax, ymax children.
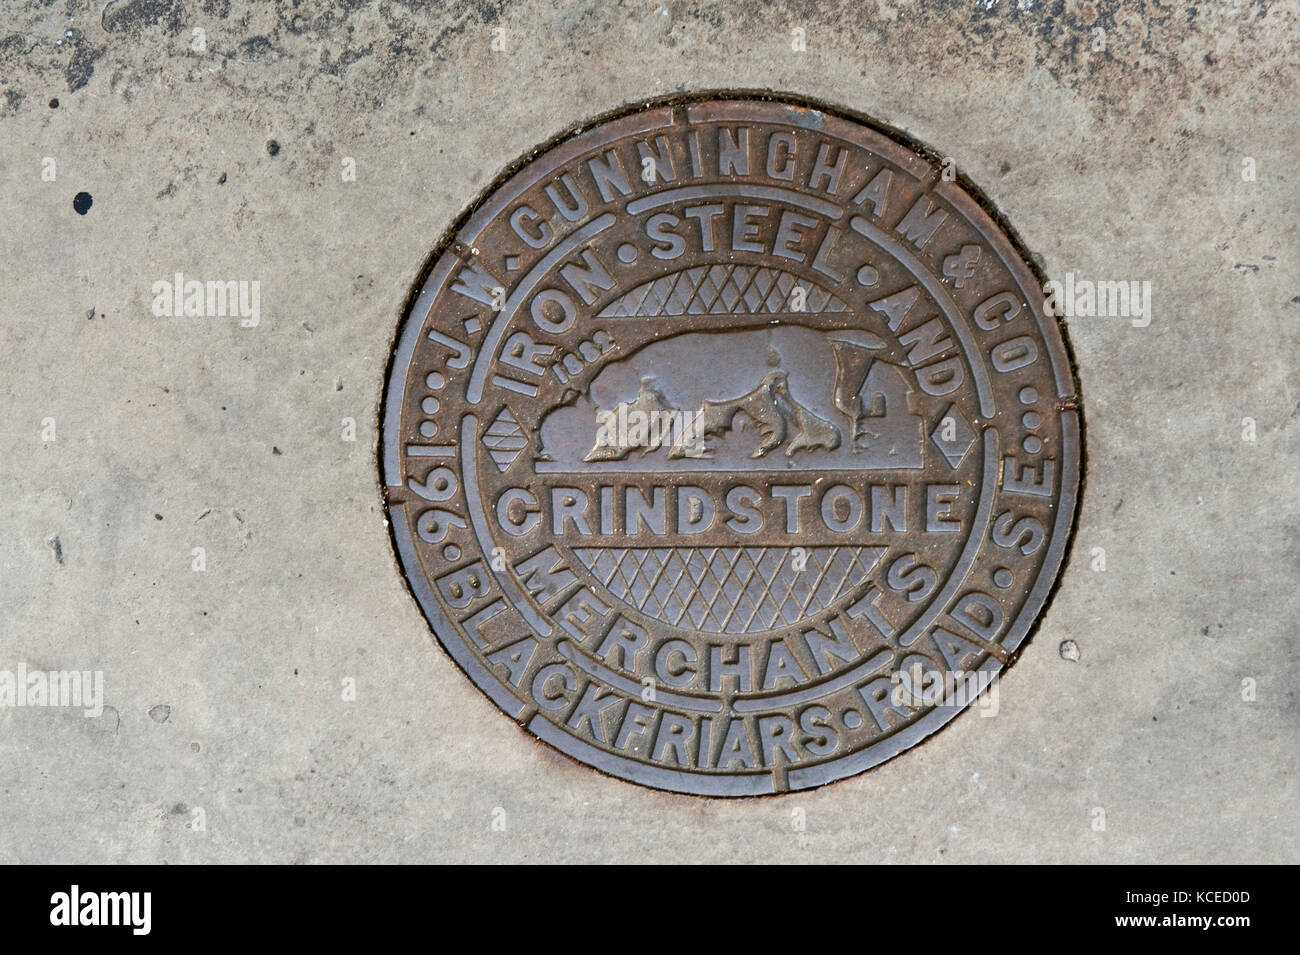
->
<box><xmin>597</xmin><ymin>265</ymin><xmax>849</xmax><ymax>318</ymax></box>
<box><xmin>481</xmin><ymin>407</ymin><xmax>528</xmax><ymax>472</ymax></box>
<box><xmin>574</xmin><ymin>545</ymin><xmax>886</xmax><ymax>634</ymax></box>
<box><xmin>929</xmin><ymin>404</ymin><xmax>976</xmax><ymax>469</ymax></box>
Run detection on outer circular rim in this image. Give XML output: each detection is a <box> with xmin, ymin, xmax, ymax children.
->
<box><xmin>378</xmin><ymin>89</ymin><xmax>1084</xmax><ymax>797</ymax></box>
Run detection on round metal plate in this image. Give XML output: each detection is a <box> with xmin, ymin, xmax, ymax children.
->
<box><xmin>380</xmin><ymin>94</ymin><xmax>1081</xmax><ymax>796</ymax></box>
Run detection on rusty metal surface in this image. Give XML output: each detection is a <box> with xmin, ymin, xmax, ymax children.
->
<box><xmin>381</xmin><ymin>95</ymin><xmax>1080</xmax><ymax>796</ymax></box>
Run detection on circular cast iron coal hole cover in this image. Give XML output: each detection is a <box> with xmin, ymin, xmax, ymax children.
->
<box><xmin>380</xmin><ymin>94</ymin><xmax>1081</xmax><ymax>796</ymax></box>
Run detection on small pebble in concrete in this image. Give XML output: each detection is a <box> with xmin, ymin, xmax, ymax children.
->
<box><xmin>148</xmin><ymin>704</ymin><xmax>172</xmax><ymax>723</ymax></box>
<box><xmin>1059</xmin><ymin>640</ymin><xmax>1080</xmax><ymax>662</ymax></box>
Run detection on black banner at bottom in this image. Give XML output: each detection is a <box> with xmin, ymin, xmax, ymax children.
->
<box><xmin>6</xmin><ymin>864</ymin><xmax>1283</xmax><ymax>941</ymax></box>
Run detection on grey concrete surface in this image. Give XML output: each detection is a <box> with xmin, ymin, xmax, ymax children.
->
<box><xmin>0</xmin><ymin>0</ymin><xmax>1295</xmax><ymax>863</ymax></box>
